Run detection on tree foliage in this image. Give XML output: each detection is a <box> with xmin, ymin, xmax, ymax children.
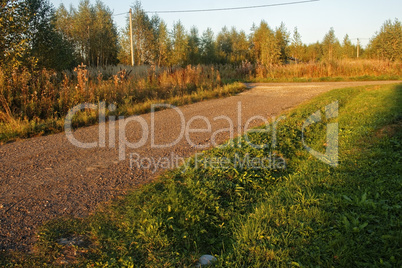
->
<box><xmin>341</xmin><ymin>34</ymin><xmax>356</xmax><ymax>59</ymax></box>
<box><xmin>368</xmin><ymin>19</ymin><xmax>402</xmax><ymax>61</ymax></box>
<box><xmin>322</xmin><ymin>27</ymin><xmax>340</xmax><ymax>61</ymax></box>
<box><xmin>119</xmin><ymin>5</ymin><xmax>400</xmax><ymax>67</ymax></box>
<box><xmin>251</xmin><ymin>21</ymin><xmax>280</xmax><ymax>65</ymax></box>
<box><xmin>289</xmin><ymin>27</ymin><xmax>304</xmax><ymax>62</ymax></box>
<box><xmin>187</xmin><ymin>26</ymin><xmax>200</xmax><ymax>65</ymax></box>
<box><xmin>171</xmin><ymin>21</ymin><xmax>188</xmax><ymax>66</ymax></box>
<box><xmin>1</xmin><ymin>0</ymin><xmax>32</xmax><ymax>68</ymax></box>
<box><xmin>0</xmin><ymin>0</ymin><xmax>75</xmax><ymax>70</ymax></box>
<box><xmin>54</xmin><ymin>0</ymin><xmax>118</xmax><ymax>66</ymax></box>
<box><xmin>200</xmin><ymin>28</ymin><xmax>217</xmax><ymax>64</ymax></box>
<box><xmin>155</xmin><ymin>21</ymin><xmax>171</xmax><ymax>67</ymax></box>
<box><xmin>3</xmin><ymin>1</ymin><xmax>400</xmax><ymax>72</ymax></box>
<box><xmin>275</xmin><ymin>22</ymin><xmax>290</xmax><ymax>63</ymax></box>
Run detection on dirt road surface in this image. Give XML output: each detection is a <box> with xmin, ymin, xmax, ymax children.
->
<box><xmin>0</xmin><ymin>81</ymin><xmax>399</xmax><ymax>252</ymax></box>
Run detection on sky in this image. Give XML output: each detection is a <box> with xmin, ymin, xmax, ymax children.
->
<box><xmin>49</xmin><ymin>0</ymin><xmax>401</xmax><ymax>48</ymax></box>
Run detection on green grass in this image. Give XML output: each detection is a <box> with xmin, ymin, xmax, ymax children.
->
<box><xmin>2</xmin><ymin>83</ymin><xmax>401</xmax><ymax>267</ymax></box>
<box><xmin>0</xmin><ymin>82</ymin><xmax>247</xmax><ymax>144</ymax></box>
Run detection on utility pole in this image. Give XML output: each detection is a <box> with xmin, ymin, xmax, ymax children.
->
<box><xmin>129</xmin><ymin>8</ymin><xmax>135</xmax><ymax>66</ymax></box>
<box><xmin>357</xmin><ymin>38</ymin><xmax>360</xmax><ymax>59</ymax></box>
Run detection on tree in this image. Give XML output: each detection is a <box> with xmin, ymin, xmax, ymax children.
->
<box><xmin>216</xmin><ymin>26</ymin><xmax>233</xmax><ymax>63</ymax></box>
<box><xmin>289</xmin><ymin>27</ymin><xmax>304</xmax><ymax>62</ymax></box>
<box><xmin>53</xmin><ymin>4</ymin><xmax>78</xmax><ymax>69</ymax></box>
<box><xmin>251</xmin><ymin>21</ymin><xmax>280</xmax><ymax>65</ymax></box>
<box><xmin>305</xmin><ymin>42</ymin><xmax>323</xmax><ymax>62</ymax></box>
<box><xmin>322</xmin><ymin>27</ymin><xmax>340</xmax><ymax>61</ymax></box>
<box><xmin>30</xmin><ymin>1</ymin><xmax>76</xmax><ymax>70</ymax></box>
<box><xmin>187</xmin><ymin>26</ymin><xmax>200</xmax><ymax>65</ymax></box>
<box><xmin>0</xmin><ymin>0</ymin><xmax>76</xmax><ymax>70</ymax></box>
<box><xmin>155</xmin><ymin>20</ymin><xmax>171</xmax><ymax>67</ymax></box>
<box><xmin>91</xmin><ymin>1</ymin><xmax>118</xmax><ymax>66</ymax></box>
<box><xmin>341</xmin><ymin>34</ymin><xmax>355</xmax><ymax>59</ymax></box>
<box><xmin>275</xmin><ymin>22</ymin><xmax>290</xmax><ymax>63</ymax></box>
<box><xmin>54</xmin><ymin>4</ymin><xmax>74</xmax><ymax>41</ymax></box>
<box><xmin>0</xmin><ymin>0</ymin><xmax>31</xmax><ymax>68</ymax></box>
<box><xmin>170</xmin><ymin>21</ymin><xmax>188</xmax><ymax>66</ymax></box>
<box><xmin>54</xmin><ymin>0</ymin><xmax>118</xmax><ymax>66</ymax></box>
<box><xmin>230</xmin><ymin>28</ymin><xmax>249</xmax><ymax>64</ymax></box>
<box><xmin>71</xmin><ymin>0</ymin><xmax>93</xmax><ymax>63</ymax></box>
<box><xmin>368</xmin><ymin>19</ymin><xmax>402</xmax><ymax>61</ymax></box>
<box><xmin>117</xmin><ymin>23</ymin><xmax>131</xmax><ymax>65</ymax></box>
<box><xmin>200</xmin><ymin>28</ymin><xmax>217</xmax><ymax>64</ymax></box>
<box><xmin>131</xmin><ymin>1</ymin><xmax>157</xmax><ymax>65</ymax></box>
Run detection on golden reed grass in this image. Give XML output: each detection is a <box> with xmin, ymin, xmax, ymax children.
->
<box><xmin>0</xmin><ymin>65</ymin><xmax>222</xmax><ymax>123</ymax></box>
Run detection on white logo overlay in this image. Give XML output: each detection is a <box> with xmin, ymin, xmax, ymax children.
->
<box><xmin>302</xmin><ymin>101</ymin><xmax>339</xmax><ymax>167</ymax></box>
<box><xmin>64</xmin><ymin>101</ymin><xmax>339</xmax><ymax>172</ymax></box>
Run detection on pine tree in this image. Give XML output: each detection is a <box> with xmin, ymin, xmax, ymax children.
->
<box><xmin>322</xmin><ymin>27</ymin><xmax>340</xmax><ymax>61</ymax></box>
<box><xmin>289</xmin><ymin>27</ymin><xmax>304</xmax><ymax>62</ymax></box>
<box><xmin>200</xmin><ymin>28</ymin><xmax>217</xmax><ymax>64</ymax></box>
<box><xmin>216</xmin><ymin>26</ymin><xmax>232</xmax><ymax>63</ymax></box>
<box><xmin>275</xmin><ymin>22</ymin><xmax>290</xmax><ymax>63</ymax></box>
<box><xmin>187</xmin><ymin>26</ymin><xmax>201</xmax><ymax>65</ymax></box>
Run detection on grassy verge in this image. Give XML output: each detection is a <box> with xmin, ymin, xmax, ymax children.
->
<box><xmin>2</xmin><ymin>83</ymin><xmax>401</xmax><ymax>267</ymax></box>
<box><xmin>247</xmin><ymin>75</ymin><xmax>402</xmax><ymax>83</ymax></box>
<box><xmin>0</xmin><ymin>82</ymin><xmax>246</xmax><ymax>144</ymax></box>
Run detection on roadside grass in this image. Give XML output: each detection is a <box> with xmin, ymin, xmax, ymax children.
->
<box><xmin>243</xmin><ymin>59</ymin><xmax>402</xmax><ymax>83</ymax></box>
<box><xmin>248</xmin><ymin>74</ymin><xmax>402</xmax><ymax>83</ymax></box>
<box><xmin>2</xmin><ymin>83</ymin><xmax>401</xmax><ymax>267</ymax></box>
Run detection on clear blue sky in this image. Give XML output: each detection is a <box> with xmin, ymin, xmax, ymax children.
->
<box><xmin>50</xmin><ymin>0</ymin><xmax>401</xmax><ymax>48</ymax></box>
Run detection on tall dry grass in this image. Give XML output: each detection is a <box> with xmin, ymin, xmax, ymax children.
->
<box><xmin>0</xmin><ymin>64</ymin><xmax>222</xmax><ymax>124</ymax></box>
<box><xmin>212</xmin><ymin>59</ymin><xmax>402</xmax><ymax>81</ymax></box>
<box><xmin>251</xmin><ymin>59</ymin><xmax>402</xmax><ymax>81</ymax></box>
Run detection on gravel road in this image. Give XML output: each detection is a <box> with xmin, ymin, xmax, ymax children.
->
<box><xmin>0</xmin><ymin>81</ymin><xmax>399</xmax><ymax>252</ymax></box>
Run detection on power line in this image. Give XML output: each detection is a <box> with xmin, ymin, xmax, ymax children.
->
<box><xmin>114</xmin><ymin>0</ymin><xmax>319</xmax><ymax>17</ymax></box>
<box><xmin>113</xmin><ymin>0</ymin><xmax>319</xmax><ymax>16</ymax></box>
<box><xmin>113</xmin><ymin>12</ymin><xmax>128</xmax><ymax>17</ymax></box>
<box><xmin>144</xmin><ymin>0</ymin><xmax>320</xmax><ymax>14</ymax></box>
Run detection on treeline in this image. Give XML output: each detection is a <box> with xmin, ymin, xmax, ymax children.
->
<box><xmin>118</xmin><ymin>3</ymin><xmax>362</xmax><ymax>66</ymax></box>
<box><xmin>1</xmin><ymin>0</ymin><xmax>401</xmax><ymax>72</ymax></box>
<box><xmin>119</xmin><ymin>3</ymin><xmax>402</xmax><ymax>66</ymax></box>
